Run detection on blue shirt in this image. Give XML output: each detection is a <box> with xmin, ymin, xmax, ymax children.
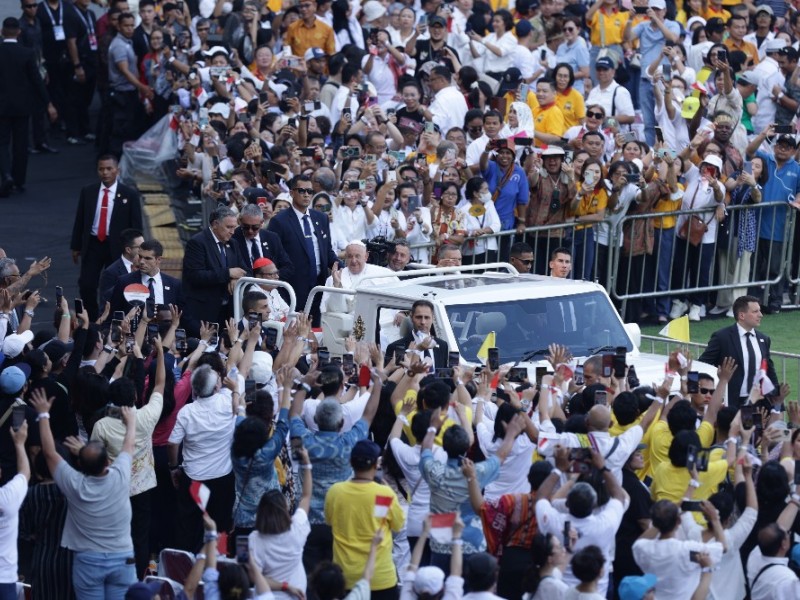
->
<box><xmin>420</xmin><ymin>449</ymin><xmax>500</xmax><ymax>555</ymax></box>
<box><xmin>289</xmin><ymin>416</ymin><xmax>368</xmax><ymax>523</ymax></box>
<box><xmin>556</xmin><ymin>39</ymin><xmax>590</xmax><ymax>94</ymax></box>
<box><xmin>481</xmin><ymin>161</ymin><xmax>529</xmax><ymax>230</ymax></box>
<box><xmin>633</xmin><ymin>19</ymin><xmax>681</xmax><ymax>74</ymax></box>
<box><xmin>231</xmin><ymin>408</ymin><xmax>290</xmax><ymax>528</ymax></box>
<box><xmin>755</xmin><ymin>149</ymin><xmax>800</xmax><ymax>241</ymax></box>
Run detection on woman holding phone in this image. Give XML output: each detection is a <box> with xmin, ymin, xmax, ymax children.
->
<box><xmin>568</xmin><ymin>159</ymin><xmax>608</xmax><ymax>281</ymax></box>
<box><xmin>393</xmin><ymin>182</ymin><xmax>433</xmax><ymax>263</ymax></box>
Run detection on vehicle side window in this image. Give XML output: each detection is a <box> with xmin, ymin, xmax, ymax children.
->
<box><xmin>377</xmin><ymin>305</ymin><xmax>411</xmax><ymax>351</ymax></box>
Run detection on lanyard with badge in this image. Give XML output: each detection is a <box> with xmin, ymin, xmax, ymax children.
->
<box><xmin>76</xmin><ymin>6</ymin><xmax>98</xmax><ymax>51</ymax></box>
<box><xmin>44</xmin><ymin>0</ymin><xmax>65</xmax><ymax>42</ymax></box>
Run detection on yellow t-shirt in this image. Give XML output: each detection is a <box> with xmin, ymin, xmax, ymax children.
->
<box><xmin>588</xmin><ymin>8</ymin><xmax>630</xmax><ymax>47</ymax></box>
<box><xmin>574</xmin><ymin>188</ymin><xmax>608</xmax><ymax>230</ymax></box>
<box><xmin>393</xmin><ymin>399</ymin><xmax>473</xmax><ymax>446</ymax></box>
<box><xmin>324</xmin><ymin>481</ymin><xmax>405</xmax><ymax>590</ymax></box>
<box><xmin>649</xmin><ymin>420</ymin><xmax>715</xmax><ymax>472</ymax></box>
<box><xmin>555</xmin><ymin>87</ymin><xmax>586</xmax><ymax>129</ymax></box>
<box><xmin>652</xmin><ymin>182</ymin><xmax>683</xmax><ymax>230</ymax></box>
<box><xmin>701</xmin><ymin>6</ymin><xmax>731</xmax><ymax>22</ymax></box>
<box><xmin>651</xmin><ymin>458</ymin><xmax>728</xmax><ymax>505</ymax></box>
<box><xmin>609</xmin><ymin>411</ymin><xmax>660</xmax><ymax>481</ymax></box>
<box><xmin>533</xmin><ymin>104</ymin><xmax>567</xmax><ymax>146</ymax></box>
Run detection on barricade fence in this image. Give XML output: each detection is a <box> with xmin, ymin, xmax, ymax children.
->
<box><xmin>407</xmin><ymin>202</ymin><xmax>798</xmax><ymax>316</ymax></box>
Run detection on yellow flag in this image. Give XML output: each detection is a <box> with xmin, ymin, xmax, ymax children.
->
<box><xmin>476</xmin><ymin>331</ymin><xmax>496</xmax><ymax>364</ymax></box>
<box><xmin>658</xmin><ymin>315</ymin><xmax>690</xmax><ymax>343</ymax></box>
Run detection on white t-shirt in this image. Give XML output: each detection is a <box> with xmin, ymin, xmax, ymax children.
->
<box><xmin>476</xmin><ymin>423</ymin><xmax>535</xmax><ymax>500</ymax></box>
<box><xmin>632</xmin><ymin>537</ymin><xmax>723</xmax><ymax>600</ymax></box>
<box><xmin>525</xmin><ymin>569</ymin><xmax>569</xmax><ymax>600</ymax></box>
<box><xmin>535</xmin><ymin>497</ymin><xmax>628</xmax><ymax>596</ymax></box>
<box><xmin>389</xmin><ymin>440</ymin><xmax>447</xmax><ymax>537</ymax></box>
<box><xmin>746</xmin><ymin>548</ymin><xmax>798</xmax><ymax>600</ymax></box>
<box><xmin>302</xmin><ymin>393</ymin><xmax>369</xmax><ymax>433</ymax></box>
<box><xmin>0</xmin><ymin>474</ymin><xmax>28</xmax><ymax>583</ymax></box>
<box><xmin>249</xmin><ymin>508</ymin><xmax>311</xmax><ymax>600</ymax></box>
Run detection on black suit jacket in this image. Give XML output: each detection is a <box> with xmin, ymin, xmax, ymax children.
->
<box><xmin>698</xmin><ymin>324</ymin><xmax>779</xmax><ymax>407</ymax></box>
<box><xmin>267</xmin><ymin>208</ymin><xmax>337</xmax><ymax>313</ymax></box>
<box><xmin>385</xmin><ymin>333</ymin><xmax>449</xmax><ymax>369</ymax></box>
<box><xmin>99</xmin><ymin>257</ymin><xmax>132</xmax><ymax>304</ymax></box>
<box><xmin>109</xmin><ymin>270</ymin><xmax>184</xmax><ymax>315</ymax></box>
<box><xmin>0</xmin><ymin>41</ymin><xmax>49</xmax><ymax>117</ymax></box>
<box><xmin>181</xmin><ymin>228</ymin><xmax>250</xmax><ymax>325</ymax></box>
<box><xmin>70</xmin><ymin>182</ymin><xmax>144</xmax><ymax>258</ymax></box>
<box><xmin>231</xmin><ymin>227</ymin><xmax>294</xmax><ymax>281</ymax></box>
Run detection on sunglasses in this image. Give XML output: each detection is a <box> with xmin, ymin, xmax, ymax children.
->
<box><xmin>699</xmin><ymin>387</ymin><xmax>715</xmax><ymax>395</ymax></box>
<box><xmin>241</xmin><ymin>224</ymin><xmax>262</xmax><ymax>231</ymax></box>
<box><xmin>515</xmin><ymin>258</ymin><xmax>533</xmax><ymax>265</ymax></box>
<box><xmin>586</xmin><ymin>111</ymin><xmax>604</xmax><ymax>119</ymax></box>
<box><xmin>563</xmin><ymin>27</ymin><xmax>576</xmax><ymax>32</ymax></box>
<box><xmin>295</xmin><ymin>188</ymin><xmax>314</xmax><ymax>195</ymax></box>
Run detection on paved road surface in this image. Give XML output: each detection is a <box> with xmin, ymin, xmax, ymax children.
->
<box><xmin>0</xmin><ymin>137</ymin><xmax>98</xmax><ymax>330</ymax></box>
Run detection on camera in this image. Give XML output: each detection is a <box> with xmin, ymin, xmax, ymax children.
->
<box><xmin>364</xmin><ymin>236</ymin><xmax>396</xmax><ymax>266</ymax></box>
<box><xmin>549</xmin><ymin>189</ymin><xmax>561</xmax><ymax>213</ymax></box>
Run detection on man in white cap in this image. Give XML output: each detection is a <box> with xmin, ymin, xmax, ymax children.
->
<box><xmin>744</xmin><ymin>5</ymin><xmax>776</xmax><ymax>61</ymax></box>
<box><xmin>1</xmin><ymin>331</ymin><xmax>33</xmax><ymax>360</ymax></box>
<box><xmin>631</xmin><ymin>0</ymin><xmax>680</xmax><ymax>146</ymax></box>
<box><xmin>321</xmin><ymin>241</ymin><xmax>398</xmax><ymax>314</ymax></box>
<box><xmin>751</xmin><ymin>37</ymin><xmax>787</xmax><ymax>133</ymax></box>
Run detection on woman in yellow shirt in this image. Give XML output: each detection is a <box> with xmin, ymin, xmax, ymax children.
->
<box><xmin>569</xmin><ymin>158</ymin><xmax>607</xmax><ymax>281</ymax></box>
<box><xmin>586</xmin><ymin>0</ymin><xmax>631</xmax><ymax>81</ymax></box>
<box><xmin>554</xmin><ymin>63</ymin><xmax>586</xmax><ymax>129</ymax></box>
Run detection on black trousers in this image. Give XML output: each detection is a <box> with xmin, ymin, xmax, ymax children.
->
<box><xmin>65</xmin><ymin>69</ymin><xmax>97</xmax><ymax>138</ymax></box>
<box><xmin>108</xmin><ymin>89</ymin><xmax>143</xmax><ymax>158</ymax></box>
<box><xmin>0</xmin><ymin>115</ymin><xmax>30</xmax><ymax>186</ymax></box>
<box><xmin>302</xmin><ymin>523</ymin><xmax>333</xmax><ymax>574</ymax></box>
<box><xmin>175</xmin><ymin>470</ymin><xmax>235</xmax><ymax>553</ymax></box>
<box><xmin>78</xmin><ymin>236</ymin><xmax>112</xmax><ymax>321</ymax></box>
<box><xmin>130</xmin><ymin>488</ymin><xmax>153</xmax><ymax>579</ymax></box>
<box><xmin>150</xmin><ymin>445</ymin><xmax>177</xmax><ymax>554</ymax></box>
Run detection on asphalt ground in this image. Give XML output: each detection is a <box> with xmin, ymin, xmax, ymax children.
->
<box><xmin>0</xmin><ymin>131</ymin><xmax>98</xmax><ymax>330</ymax></box>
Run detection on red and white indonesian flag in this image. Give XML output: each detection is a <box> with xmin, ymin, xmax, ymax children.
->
<box><xmin>374</xmin><ymin>495</ymin><xmax>393</xmax><ymax>519</ymax></box>
<box><xmin>754</xmin><ymin>359</ymin><xmax>775</xmax><ymax>396</ymax></box>
<box><xmin>190</xmin><ymin>481</ymin><xmax>210</xmax><ymax>512</ymax></box>
<box><xmin>430</xmin><ymin>513</ymin><xmax>456</xmax><ymax>544</ymax></box>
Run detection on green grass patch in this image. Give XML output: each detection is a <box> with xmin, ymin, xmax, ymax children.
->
<box><xmin>639</xmin><ymin>311</ymin><xmax>800</xmax><ymax>397</ymax></box>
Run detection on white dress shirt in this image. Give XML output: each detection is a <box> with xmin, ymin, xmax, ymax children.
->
<box><xmin>168</xmin><ymin>391</ymin><xmax>237</xmax><ymax>480</ymax></box>
<box><xmin>92</xmin><ymin>180</ymin><xmax>118</xmax><ymax>236</ymax></box>
<box><xmin>429</xmin><ymin>85</ymin><xmax>468</xmax><ymax>137</ymax></box>
<box><xmin>141</xmin><ymin>271</ymin><xmax>164</xmax><ymax>305</ymax></box>
<box><xmin>737</xmin><ymin>323</ymin><xmax>763</xmax><ymax>397</ymax></box>
<box><xmin>751</xmin><ymin>56</ymin><xmax>784</xmax><ymax>134</ymax></box>
<box><xmin>121</xmin><ymin>255</ymin><xmax>135</xmax><ymax>272</ymax></box>
<box><xmin>746</xmin><ymin>547</ymin><xmax>798</xmax><ymax>600</ymax></box>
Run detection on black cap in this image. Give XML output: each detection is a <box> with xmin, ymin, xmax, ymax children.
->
<box><xmin>3</xmin><ymin>17</ymin><xmax>21</xmax><ymax>30</ymax></box>
<box><xmin>429</xmin><ymin>15</ymin><xmax>447</xmax><ymax>27</ymax></box>
<box><xmin>498</xmin><ymin>67</ymin><xmax>522</xmax><ymax>95</ymax></box>
<box><xmin>776</xmin><ymin>134</ymin><xmax>797</xmax><ymax>148</ymax></box>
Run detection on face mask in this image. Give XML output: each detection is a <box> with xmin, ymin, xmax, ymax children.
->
<box><xmin>480</xmin><ymin>191</ymin><xmax>492</xmax><ymax>203</ymax></box>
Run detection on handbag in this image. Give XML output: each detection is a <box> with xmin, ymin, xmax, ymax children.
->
<box><xmin>678</xmin><ymin>184</ymin><xmax>713</xmax><ymax>247</ymax></box>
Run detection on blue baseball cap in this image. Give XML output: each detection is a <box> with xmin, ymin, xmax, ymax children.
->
<box><xmin>0</xmin><ymin>364</ymin><xmax>31</xmax><ymax>395</ymax></box>
<box><xmin>618</xmin><ymin>574</ymin><xmax>657</xmax><ymax>600</ymax></box>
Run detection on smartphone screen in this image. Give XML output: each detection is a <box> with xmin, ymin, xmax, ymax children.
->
<box><xmin>435</xmin><ymin>367</ymin><xmax>453</xmax><ymax>379</ymax></box>
<box><xmin>602</xmin><ymin>354</ymin><xmax>613</xmax><ymax>378</ymax></box>
<box><xmin>318</xmin><ymin>347</ymin><xmax>331</xmax><ymax>366</ymax></box>
<box><xmin>654</xmin><ymin>126</ymin><xmax>664</xmax><ymax>144</ymax></box>
<box><xmin>264</xmin><ymin>326</ymin><xmax>278</xmax><ymax>349</ymax></box>
<box><xmin>563</xmin><ymin>520</ymin><xmax>571</xmax><ymax>550</ymax></box>
<box><xmin>686</xmin><ymin>371</ymin><xmax>700</xmax><ymax>394</ymax></box>
<box><xmin>613</xmin><ymin>347</ymin><xmax>627</xmax><ymax>378</ymax></box>
<box><xmin>448</xmin><ymin>351</ymin><xmax>459</xmax><ymax>368</ymax></box>
<box><xmin>176</xmin><ymin>328</ymin><xmax>187</xmax><ymax>352</ymax></box>
<box><xmin>574</xmin><ymin>364</ymin><xmax>585</xmax><ymax>386</ymax></box>
<box><xmin>245</xmin><ymin>379</ymin><xmax>256</xmax><ymax>396</ymax></box>
<box><xmin>343</xmin><ymin>352</ymin><xmax>355</xmax><ymax>375</ymax></box>
<box><xmin>394</xmin><ymin>346</ymin><xmax>405</xmax><ymax>365</ymax></box>
<box><xmin>247</xmin><ymin>311</ymin><xmax>261</xmax><ymax>331</ymax></box>
<box><xmin>209</xmin><ymin>322</ymin><xmax>219</xmax><ymax>345</ymax></box>
<box><xmin>11</xmin><ymin>405</ymin><xmax>26</xmax><ymax>431</ymax></box>
<box><xmin>795</xmin><ymin>460</ymin><xmax>800</xmax><ymax>486</ymax></box>
<box><xmin>594</xmin><ymin>390</ymin><xmax>608</xmax><ymax>406</ymax></box>
<box><xmin>686</xmin><ymin>444</ymin><xmax>698</xmax><ymax>471</ymax></box>
<box><xmin>111</xmin><ymin>319</ymin><xmax>122</xmax><ymax>343</ymax></box>
<box><xmin>146</xmin><ymin>297</ymin><xmax>156</xmax><ymax>319</ymax></box>
<box><xmin>113</xmin><ymin>310</ymin><xmax>125</xmax><ymax>321</ymax></box>
<box><xmin>535</xmin><ymin>366</ymin><xmax>548</xmax><ymax>387</ymax></box>
<box><xmin>235</xmin><ymin>536</ymin><xmax>249</xmax><ymax>563</ymax></box>
<box><xmin>74</xmin><ymin>298</ymin><xmax>84</xmax><ymax>315</ymax></box>
<box><xmin>740</xmin><ymin>405</ymin><xmax>755</xmax><ymax>430</ymax></box>
<box><xmin>488</xmin><ymin>348</ymin><xmax>500</xmax><ymax>371</ymax></box>
<box><xmin>55</xmin><ymin>286</ymin><xmax>63</xmax><ymax>306</ymax></box>
<box><xmin>147</xmin><ymin>323</ymin><xmax>159</xmax><ymax>341</ymax></box>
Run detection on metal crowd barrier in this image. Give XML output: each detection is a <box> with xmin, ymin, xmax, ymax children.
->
<box><xmin>407</xmin><ymin>202</ymin><xmax>799</xmax><ymax>313</ymax></box>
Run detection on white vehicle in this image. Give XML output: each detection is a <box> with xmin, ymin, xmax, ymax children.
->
<box><xmin>306</xmin><ymin>263</ymin><xmax>718</xmax><ymax>390</ymax></box>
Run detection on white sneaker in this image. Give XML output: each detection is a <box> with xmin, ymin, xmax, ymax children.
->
<box><xmin>709</xmin><ymin>305</ymin><xmax>729</xmax><ymax>315</ymax></box>
<box><xmin>726</xmin><ymin>308</ymin><xmax>734</xmax><ymax>318</ymax></box>
<box><xmin>688</xmin><ymin>304</ymin><xmax>702</xmax><ymax>322</ymax></box>
<box><xmin>670</xmin><ymin>300</ymin><xmax>688</xmax><ymax>319</ymax></box>
<box><xmin>699</xmin><ymin>305</ymin><xmax>706</xmax><ymax>318</ymax></box>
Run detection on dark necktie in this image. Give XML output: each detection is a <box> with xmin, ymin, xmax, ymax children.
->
<box><xmin>250</xmin><ymin>239</ymin><xmax>259</xmax><ymax>265</ymax></box>
<box><xmin>218</xmin><ymin>242</ymin><xmax>228</xmax><ymax>270</ymax></box>
<box><xmin>745</xmin><ymin>332</ymin><xmax>756</xmax><ymax>393</ymax></box>
<box><xmin>148</xmin><ymin>277</ymin><xmax>155</xmax><ymax>302</ymax></box>
<box><xmin>302</xmin><ymin>215</ymin><xmax>316</xmax><ymax>273</ymax></box>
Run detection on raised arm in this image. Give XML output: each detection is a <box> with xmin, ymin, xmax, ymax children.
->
<box><xmin>296</xmin><ymin>447</ymin><xmax>313</xmax><ymax>515</ymax></box>
<box><xmin>461</xmin><ymin>458</ymin><xmax>485</xmax><ymax>514</ymax></box>
<box><xmin>591</xmin><ymin>447</ymin><xmax>627</xmax><ymax>504</ymax></box>
<box><xmin>705</xmin><ymin>358</ymin><xmax>737</xmax><ymax>428</ymax></box>
<box><xmin>29</xmin><ymin>388</ymin><xmax>62</xmax><ymax>476</ymax></box>
<box><xmin>120</xmin><ymin>406</ymin><xmax>137</xmax><ymax>456</ymax></box>
<box><xmin>361</xmin><ymin>369</ymin><xmax>383</xmax><ymax>425</ymax></box>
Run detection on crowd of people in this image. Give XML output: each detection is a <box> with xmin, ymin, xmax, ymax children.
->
<box><xmin>7</xmin><ymin>0</ymin><xmax>800</xmax><ymax>598</ymax></box>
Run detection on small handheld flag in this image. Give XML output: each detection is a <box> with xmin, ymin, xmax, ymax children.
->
<box><xmin>658</xmin><ymin>316</ymin><xmax>690</xmax><ymax>343</ymax></box>
<box><xmin>429</xmin><ymin>513</ymin><xmax>457</xmax><ymax>544</ymax></box>
<box><xmin>374</xmin><ymin>495</ymin><xmax>393</xmax><ymax>519</ymax></box>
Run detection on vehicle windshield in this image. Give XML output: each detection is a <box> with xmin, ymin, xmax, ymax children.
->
<box><xmin>444</xmin><ymin>291</ymin><xmax>633</xmax><ymax>363</ymax></box>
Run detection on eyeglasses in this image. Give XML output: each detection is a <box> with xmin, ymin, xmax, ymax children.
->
<box><xmin>563</xmin><ymin>27</ymin><xmax>576</xmax><ymax>32</ymax></box>
<box><xmin>587</xmin><ymin>111</ymin><xmax>605</xmax><ymax>119</ymax></box>
<box><xmin>295</xmin><ymin>188</ymin><xmax>314</xmax><ymax>195</ymax></box>
<box><xmin>699</xmin><ymin>387</ymin><xmax>715</xmax><ymax>395</ymax></box>
<box><xmin>241</xmin><ymin>224</ymin><xmax>262</xmax><ymax>231</ymax></box>
<box><xmin>514</xmin><ymin>258</ymin><xmax>533</xmax><ymax>265</ymax></box>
